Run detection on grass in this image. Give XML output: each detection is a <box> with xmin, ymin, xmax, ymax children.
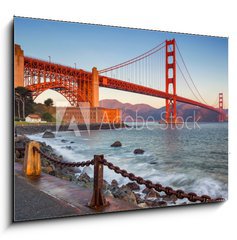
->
<box><xmin>15</xmin><ymin>121</ymin><xmax>57</xmax><ymax>126</ymax></box>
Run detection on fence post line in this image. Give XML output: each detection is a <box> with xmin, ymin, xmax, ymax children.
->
<box><xmin>23</xmin><ymin>141</ymin><xmax>41</xmax><ymax>177</ymax></box>
<box><xmin>88</xmin><ymin>155</ymin><xmax>109</xmax><ymax>209</ymax></box>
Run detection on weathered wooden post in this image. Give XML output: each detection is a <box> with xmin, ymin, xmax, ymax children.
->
<box><xmin>88</xmin><ymin>155</ymin><xmax>109</xmax><ymax>209</ymax></box>
<box><xmin>23</xmin><ymin>141</ymin><xmax>41</xmax><ymax>177</ymax></box>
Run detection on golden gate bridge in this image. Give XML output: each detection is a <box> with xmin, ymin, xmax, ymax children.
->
<box><xmin>16</xmin><ymin>39</ymin><xmax>226</xmax><ymax>123</ymax></box>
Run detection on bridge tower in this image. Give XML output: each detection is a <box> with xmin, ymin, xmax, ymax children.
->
<box><xmin>165</xmin><ymin>39</ymin><xmax>177</xmax><ymax>123</ymax></box>
<box><xmin>91</xmin><ymin>67</ymin><xmax>99</xmax><ymax>107</ymax></box>
<box><xmin>14</xmin><ymin>44</ymin><xmax>24</xmax><ymax>87</ymax></box>
<box><xmin>218</xmin><ymin>92</ymin><xmax>224</xmax><ymax>122</ymax></box>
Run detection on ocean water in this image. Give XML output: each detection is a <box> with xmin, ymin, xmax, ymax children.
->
<box><xmin>27</xmin><ymin>122</ymin><xmax>228</xmax><ymax>201</ymax></box>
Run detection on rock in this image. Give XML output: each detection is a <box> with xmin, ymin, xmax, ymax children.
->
<box><xmin>162</xmin><ymin>194</ymin><xmax>177</xmax><ymax>203</ymax></box>
<box><xmin>67</xmin><ymin>166</ymin><xmax>81</xmax><ymax>174</ymax></box>
<box><xmin>15</xmin><ymin>135</ymin><xmax>29</xmax><ymax>143</ymax></box>
<box><xmin>111</xmin><ymin>141</ymin><xmax>122</xmax><ymax>147</ymax></box>
<box><xmin>70</xmin><ymin>141</ymin><xmax>75</xmax><ymax>144</ymax></box>
<box><xmin>142</xmin><ymin>187</ymin><xmax>150</xmax><ymax>194</ymax></box>
<box><xmin>104</xmin><ymin>190</ymin><xmax>114</xmax><ymax>198</ymax></box>
<box><xmin>145</xmin><ymin>189</ymin><xmax>160</xmax><ymax>199</ymax></box>
<box><xmin>112</xmin><ymin>185</ymin><xmax>137</xmax><ymax>205</ymax></box>
<box><xmin>42</xmin><ymin>130</ymin><xmax>55</xmax><ymax>138</ymax></box>
<box><xmin>44</xmin><ymin>165</ymin><xmax>56</xmax><ymax>175</ymax></box>
<box><xmin>78</xmin><ymin>172</ymin><xmax>91</xmax><ymax>183</ymax></box>
<box><xmin>66</xmin><ymin>146</ymin><xmax>72</xmax><ymax>150</ymax></box>
<box><xmin>126</xmin><ymin>182</ymin><xmax>140</xmax><ymax>191</ymax></box>
<box><xmin>61</xmin><ymin>139</ymin><xmax>67</xmax><ymax>143</ymax></box>
<box><xmin>157</xmin><ymin>201</ymin><xmax>167</xmax><ymax>207</ymax></box>
<box><xmin>62</xmin><ymin>175</ymin><xmax>73</xmax><ymax>181</ymax></box>
<box><xmin>145</xmin><ymin>200</ymin><xmax>167</xmax><ymax>207</ymax></box>
<box><xmin>133</xmin><ymin>149</ymin><xmax>145</xmax><ymax>154</ymax></box>
<box><xmin>15</xmin><ymin>150</ymin><xmax>21</xmax><ymax>158</ymax></box>
<box><xmin>138</xmin><ymin>203</ymin><xmax>149</xmax><ymax>208</ymax></box>
<box><xmin>15</xmin><ymin>141</ymin><xmax>25</xmax><ymax>149</ymax></box>
<box><xmin>111</xmin><ymin>179</ymin><xmax>119</xmax><ymax>187</ymax></box>
<box><xmin>135</xmin><ymin>193</ymin><xmax>144</xmax><ymax>204</ymax></box>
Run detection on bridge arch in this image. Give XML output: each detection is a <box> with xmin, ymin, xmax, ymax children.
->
<box><xmin>27</xmin><ymin>84</ymin><xmax>88</xmax><ymax>107</ymax></box>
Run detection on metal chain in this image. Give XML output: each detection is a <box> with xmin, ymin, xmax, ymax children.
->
<box><xmin>23</xmin><ymin>146</ymin><xmax>225</xmax><ymax>203</ymax></box>
<box><xmin>100</xmin><ymin>158</ymin><xmax>225</xmax><ymax>203</ymax></box>
<box><xmin>33</xmin><ymin>146</ymin><xmax>94</xmax><ymax>167</ymax></box>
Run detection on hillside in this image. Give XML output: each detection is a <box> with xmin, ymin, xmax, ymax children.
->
<box><xmin>100</xmin><ymin>99</ymin><xmax>227</xmax><ymax>122</ymax></box>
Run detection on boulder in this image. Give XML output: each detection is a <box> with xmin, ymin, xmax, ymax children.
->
<box><xmin>44</xmin><ymin>165</ymin><xmax>56</xmax><ymax>175</ymax></box>
<box><xmin>111</xmin><ymin>141</ymin><xmax>122</xmax><ymax>147</ymax></box>
<box><xmin>157</xmin><ymin>201</ymin><xmax>167</xmax><ymax>207</ymax></box>
<box><xmin>126</xmin><ymin>182</ymin><xmax>140</xmax><ymax>191</ymax></box>
<box><xmin>162</xmin><ymin>194</ymin><xmax>178</xmax><ymax>203</ymax></box>
<box><xmin>111</xmin><ymin>179</ymin><xmax>119</xmax><ymax>187</ymax></box>
<box><xmin>145</xmin><ymin>189</ymin><xmax>160</xmax><ymax>199</ymax></box>
<box><xmin>15</xmin><ymin>150</ymin><xmax>21</xmax><ymax>159</ymax></box>
<box><xmin>78</xmin><ymin>172</ymin><xmax>91</xmax><ymax>183</ymax></box>
<box><xmin>145</xmin><ymin>200</ymin><xmax>167</xmax><ymax>207</ymax></box>
<box><xmin>135</xmin><ymin>193</ymin><xmax>144</xmax><ymax>204</ymax></box>
<box><xmin>138</xmin><ymin>203</ymin><xmax>149</xmax><ymax>208</ymax></box>
<box><xmin>42</xmin><ymin>130</ymin><xmax>55</xmax><ymax>138</ymax></box>
<box><xmin>142</xmin><ymin>187</ymin><xmax>150</xmax><ymax>194</ymax></box>
<box><xmin>133</xmin><ymin>149</ymin><xmax>145</xmax><ymax>154</ymax></box>
<box><xmin>66</xmin><ymin>146</ymin><xmax>72</xmax><ymax>150</ymax></box>
<box><xmin>104</xmin><ymin>190</ymin><xmax>114</xmax><ymax>198</ymax></box>
<box><xmin>112</xmin><ymin>185</ymin><xmax>137</xmax><ymax>205</ymax></box>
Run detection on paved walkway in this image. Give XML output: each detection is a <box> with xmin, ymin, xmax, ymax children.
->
<box><xmin>14</xmin><ymin>162</ymin><xmax>139</xmax><ymax>222</ymax></box>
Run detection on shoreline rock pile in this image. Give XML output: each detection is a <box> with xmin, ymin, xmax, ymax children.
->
<box><xmin>14</xmin><ymin>135</ymin><xmax>186</xmax><ymax>208</ymax></box>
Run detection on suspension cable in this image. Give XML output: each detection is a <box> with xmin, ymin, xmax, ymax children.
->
<box><xmin>176</xmin><ymin>43</ymin><xmax>208</xmax><ymax>104</ymax></box>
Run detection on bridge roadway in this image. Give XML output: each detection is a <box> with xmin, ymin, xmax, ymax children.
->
<box><xmin>99</xmin><ymin>75</ymin><xmax>221</xmax><ymax>114</ymax></box>
<box><xmin>23</xmin><ymin>56</ymin><xmax>220</xmax><ymax>114</ymax></box>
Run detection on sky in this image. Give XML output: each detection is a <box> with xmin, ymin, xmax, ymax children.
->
<box><xmin>14</xmin><ymin>17</ymin><xmax>228</xmax><ymax>108</ymax></box>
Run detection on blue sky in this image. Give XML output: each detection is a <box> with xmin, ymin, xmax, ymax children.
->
<box><xmin>14</xmin><ymin>17</ymin><xmax>228</xmax><ymax>108</ymax></box>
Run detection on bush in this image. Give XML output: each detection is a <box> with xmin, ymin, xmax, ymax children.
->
<box><xmin>41</xmin><ymin>112</ymin><xmax>55</xmax><ymax>122</ymax></box>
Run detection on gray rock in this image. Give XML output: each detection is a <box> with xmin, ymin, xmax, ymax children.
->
<box><xmin>145</xmin><ymin>200</ymin><xmax>167</xmax><ymax>207</ymax></box>
<box><xmin>78</xmin><ymin>173</ymin><xmax>91</xmax><ymax>183</ymax></box>
<box><xmin>111</xmin><ymin>141</ymin><xmax>122</xmax><ymax>147</ymax></box>
<box><xmin>104</xmin><ymin>190</ymin><xmax>114</xmax><ymax>197</ymax></box>
<box><xmin>126</xmin><ymin>182</ymin><xmax>140</xmax><ymax>191</ymax></box>
<box><xmin>42</xmin><ymin>130</ymin><xmax>55</xmax><ymax>138</ymax></box>
<box><xmin>112</xmin><ymin>185</ymin><xmax>137</xmax><ymax>205</ymax></box>
<box><xmin>145</xmin><ymin>189</ymin><xmax>160</xmax><ymax>199</ymax></box>
<box><xmin>133</xmin><ymin>149</ymin><xmax>145</xmax><ymax>154</ymax></box>
<box><xmin>142</xmin><ymin>187</ymin><xmax>150</xmax><ymax>194</ymax></box>
<box><xmin>135</xmin><ymin>193</ymin><xmax>144</xmax><ymax>204</ymax></box>
<box><xmin>162</xmin><ymin>194</ymin><xmax>177</xmax><ymax>203</ymax></box>
<box><xmin>111</xmin><ymin>179</ymin><xmax>119</xmax><ymax>187</ymax></box>
<box><xmin>138</xmin><ymin>203</ymin><xmax>149</xmax><ymax>208</ymax></box>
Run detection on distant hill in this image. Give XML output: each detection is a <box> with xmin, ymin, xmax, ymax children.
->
<box><xmin>100</xmin><ymin>99</ymin><xmax>228</xmax><ymax>122</ymax></box>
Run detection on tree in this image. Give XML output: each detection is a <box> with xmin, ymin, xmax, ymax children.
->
<box><xmin>15</xmin><ymin>87</ymin><xmax>34</xmax><ymax>119</ymax></box>
<box><xmin>42</xmin><ymin>112</ymin><xmax>55</xmax><ymax>122</ymax></box>
<box><xmin>44</xmin><ymin>98</ymin><xmax>54</xmax><ymax>107</ymax></box>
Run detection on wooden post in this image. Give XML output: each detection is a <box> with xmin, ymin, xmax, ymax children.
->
<box><xmin>23</xmin><ymin>141</ymin><xmax>41</xmax><ymax>177</ymax></box>
<box><xmin>88</xmin><ymin>155</ymin><xmax>109</xmax><ymax>209</ymax></box>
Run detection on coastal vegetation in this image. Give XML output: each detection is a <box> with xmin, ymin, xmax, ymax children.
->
<box><xmin>14</xmin><ymin>87</ymin><xmax>55</xmax><ymax>123</ymax></box>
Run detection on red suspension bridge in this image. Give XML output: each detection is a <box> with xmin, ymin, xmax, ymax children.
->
<box><xmin>14</xmin><ymin>39</ymin><xmax>226</xmax><ymax>123</ymax></box>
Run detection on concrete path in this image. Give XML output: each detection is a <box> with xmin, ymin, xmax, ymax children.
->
<box><xmin>14</xmin><ymin>162</ymin><xmax>139</xmax><ymax>222</ymax></box>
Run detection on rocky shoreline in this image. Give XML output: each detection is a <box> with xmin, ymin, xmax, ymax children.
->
<box><xmin>15</xmin><ymin>135</ymin><xmax>188</xmax><ymax>208</ymax></box>
<box><xmin>15</xmin><ymin>122</ymin><xmax>128</xmax><ymax>135</ymax></box>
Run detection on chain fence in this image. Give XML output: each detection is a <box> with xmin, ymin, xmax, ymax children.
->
<box><xmin>26</xmin><ymin>146</ymin><xmax>225</xmax><ymax>204</ymax></box>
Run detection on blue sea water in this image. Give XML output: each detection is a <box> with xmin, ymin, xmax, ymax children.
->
<box><xmin>27</xmin><ymin>122</ymin><xmax>228</xmax><ymax>201</ymax></box>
